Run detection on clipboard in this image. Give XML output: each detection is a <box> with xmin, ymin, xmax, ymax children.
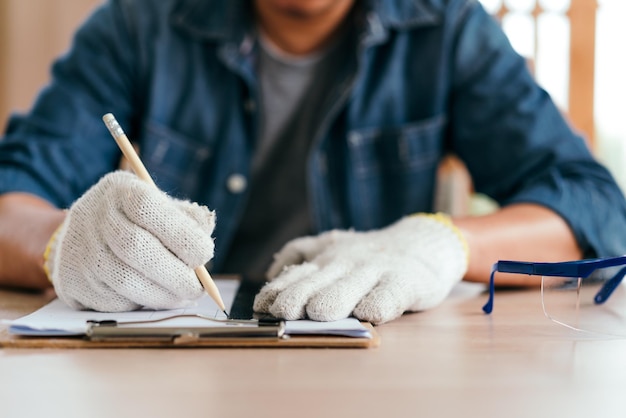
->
<box><xmin>0</xmin><ymin>278</ymin><xmax>380</xmax><ymax>349</ymax></box>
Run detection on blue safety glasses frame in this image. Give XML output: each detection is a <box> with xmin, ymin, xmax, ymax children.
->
<box><xmin>482</xmin><ymin>255</ymin><xmax>626</xmax><ymax>314</ymax></box>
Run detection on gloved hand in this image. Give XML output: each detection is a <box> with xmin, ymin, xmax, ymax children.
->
<box><xmin>44</xmin><ymin>171</ymin><xmax>216</xmax><ymax>312</ymax></box>
<box><xmin>253</xmin><ymin>214</ymin><xmax>468</xmax><ymax>324</ymax></box>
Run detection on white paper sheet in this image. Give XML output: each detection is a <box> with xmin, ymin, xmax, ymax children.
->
<box><xmin>7</xmin><ymin>279</ymin><xmax>371</xmax><ymax>338</ymax></box>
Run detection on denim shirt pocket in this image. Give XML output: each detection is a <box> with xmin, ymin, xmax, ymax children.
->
<box><xmin>344</xmin><ymin>114</ymin><xmax>447</xmax><ymax>227</ymax></box>
<box><xmin>140</xmin><ymin>121</ymin><xmax>212</xmax><ymax>199</ymax></box>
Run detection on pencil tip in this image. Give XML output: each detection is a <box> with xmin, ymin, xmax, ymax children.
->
<box><xmin>223</xmin><ymin>310</ymin><xmax>229</xmax><ymax>319</ymax></box>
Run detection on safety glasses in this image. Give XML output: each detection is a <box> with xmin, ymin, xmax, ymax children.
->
<box><xmin>483</xmin><ymin>256</ymin><xmax>626</xmax><ymax>337</ymax></box>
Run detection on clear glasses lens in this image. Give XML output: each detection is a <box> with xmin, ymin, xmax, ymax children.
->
<box><xmin>541</xmin><ymin>266</ymin><xmax>626</xmax><ymax>337</ymax></box>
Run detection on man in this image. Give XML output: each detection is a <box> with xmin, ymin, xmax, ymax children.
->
<box><xmin>0</xmin><ymin>0</ymin><xmax>624</xmax><ymax>324</ymax></box>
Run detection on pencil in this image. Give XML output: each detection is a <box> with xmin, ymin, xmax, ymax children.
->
<box><xmin>102</xmin><ymin>113</ymin><xmax>228</xmax><ymax>317</ymax></box>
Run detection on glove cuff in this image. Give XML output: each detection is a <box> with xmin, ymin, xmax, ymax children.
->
<box><xmin>412</xmin><ymin>212</ymin><xmax>469</xmax><ymax>264</ymax></box>
<box><xmin>43</xmin><ymin>221</ymin><xmax>65</xmax><ymax>284</ymax></box>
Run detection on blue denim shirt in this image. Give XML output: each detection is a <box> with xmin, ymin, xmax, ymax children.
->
<box><xmin>1</xmin><ymin>0</ymin><xmax>626</xmax><ymax>271</ymax></box>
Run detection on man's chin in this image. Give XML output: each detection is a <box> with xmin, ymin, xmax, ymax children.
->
<box><xmin>264</xmin><ymin>0</ymin><xmax>349</xmax><ymax>20</ymax></box>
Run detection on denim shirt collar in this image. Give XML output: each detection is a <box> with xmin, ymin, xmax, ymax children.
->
<box><xmin>169</xmin><ymin>0</ymin><xmax>442</xmax><ymax>47</ymax></box>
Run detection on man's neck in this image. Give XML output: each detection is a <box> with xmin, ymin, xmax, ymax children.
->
<box><xmin>253</xmin><ymin>0</ymin><xmax>356</xmax><ymax>56</ymax></box>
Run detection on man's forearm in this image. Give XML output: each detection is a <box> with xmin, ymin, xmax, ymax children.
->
<box><xmin>455</xmin><ymin>203</ymin><xmax>583</xmax><ymax>285</ymax></box>
<box><xmin>0</xmin><ymin>193</ymin><xmax>66</xmax><ymax>289</ymax></box>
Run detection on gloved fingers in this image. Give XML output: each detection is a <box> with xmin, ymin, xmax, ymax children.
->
<box><xmin>265</xmin><ymin>230</ymin><xmax>354</xmax><ymax>279</ymax></box>
<box><xmin>54</xmin><ymin>243</ymin><xmax>201</xmax><ymax>312</ymax></box>
<box><xmin>101</xmin><ymin>216</ymin><xmax>205</xmax><ymax>301</ymax></box>
<box><xmin>266</xmin><ymin>235</ymin><xmax>326</xmax><ymax>278</ymax></box>
<box><xmin>305</xmin><ymin>266</ymin><xmax>381</xmax><ymax>322</ymax></box>
<box><xmin>353</xmin><ymin>273</ymin><xmax>420</xmax><ymax>325</ymax></box>
<box><xmin>101</xmin><ymin>254</ymin><xmax>202</xmax><ymax>311</ymax></box>
<box><xmin>55</xmin><ymin>268</ymin><xmax>142</xmax><ymax>312</ymax></box>
<box><xmin>353</xmin><ymin>265</ymin><xmax>453</xmax><ymax>324</ymax></box>
<box><xmin>173</xmin><ymin>199</ymin><xmax>216</xmax><ymax>233</ymax></box>
<box><xmin>266</xmin><ymin>262</ymin><xmax>352</xmax><ymax>320</ymax></box>
<box><xmin>253</xmin><ymin>262</ymin><xmax>318</xmax><ymax>313</ymax></box>
<box><xmin>119</xmin><ymin>182</ymin><xmax>215</xmax><ymax>268</ymax></box>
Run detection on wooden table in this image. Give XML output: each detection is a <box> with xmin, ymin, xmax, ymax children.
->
<box><xmin>2</xmin><ymin>282</ymin><xmax>626</xmax><ymax>418</ymax></box>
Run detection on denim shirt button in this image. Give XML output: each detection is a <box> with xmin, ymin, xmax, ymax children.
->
<box><xmin>226</xmin><ymin>173</ymin><xmax>247</xmax><ymax>194</ymax></box>
<box><xmin>348</xmin><ymin>132</ymin><xmax>362</xmax><ymax>146</ymax></box>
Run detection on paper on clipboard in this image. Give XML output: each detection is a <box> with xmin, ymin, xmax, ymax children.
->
<box><xmin>7</xmin><ymin>279</ymin><xmax>372</xmax><ymax>339</ymax></box>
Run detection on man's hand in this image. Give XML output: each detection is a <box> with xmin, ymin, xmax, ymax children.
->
<box><xmin>45</xmin><ymin>171</ymin><xmax>216</xmax><ymax>312</ymax></box>
<box><xmin>254</xmin><ymin>214</ymin><xmax>468</xmax><ymax>324</ymax></box>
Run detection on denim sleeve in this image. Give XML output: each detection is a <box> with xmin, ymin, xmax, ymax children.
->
<box><xmin>448</xmin><ymin>1</ymin><xmax>626</xmax><ymax>258</ymax></box>
<box><xmin>0</xmin><ymin>0</ymin><xmax>139</xmax><ymax>208</ymax></box>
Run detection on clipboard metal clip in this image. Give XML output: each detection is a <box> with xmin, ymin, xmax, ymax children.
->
<box><xmin>85</xmin><ymin>316</ymin><xmax>286</xmax><ymax>342</ymax></box>
<box><xmin>86</xmin><ymin>320</ymin><xmax>118</xmax><ymax>327</ymax></box>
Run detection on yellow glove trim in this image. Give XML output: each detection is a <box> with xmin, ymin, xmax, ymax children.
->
<box><xmin>43</xmin><ymin>223</ymin><xmax>63</xmax><ymax>283</ymax></box>
<box><xmin>412</xmin><ymin>212</ymin><xmax>470</xmax><ymax>264</ymax></box>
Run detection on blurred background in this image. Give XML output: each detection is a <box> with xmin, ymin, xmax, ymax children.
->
<box><xmin>0</xmin><ymin>0</ymin><xmax>624</xmax><ymax>192</ymax></box>
<box><xmin>479</xmin><ymin>0</ymin><xmax>626</xmax><ymax>192</ymax></box>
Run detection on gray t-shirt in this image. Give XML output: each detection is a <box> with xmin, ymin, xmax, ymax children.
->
<box><xmin>220</xmin><ymin>34</ymin><xmax>339</xmax><ymax>280</ymax></box>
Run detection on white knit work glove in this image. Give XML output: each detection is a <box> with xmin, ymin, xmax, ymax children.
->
<box><xmin>253</xmin><ymin>214</ymin><xmax>468</xmax><ymax>324</ymax></box>
<box><xmin>44</xmin><ymin>171</ymin><xmax>216</xmax><ymax>312</ymax></box>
